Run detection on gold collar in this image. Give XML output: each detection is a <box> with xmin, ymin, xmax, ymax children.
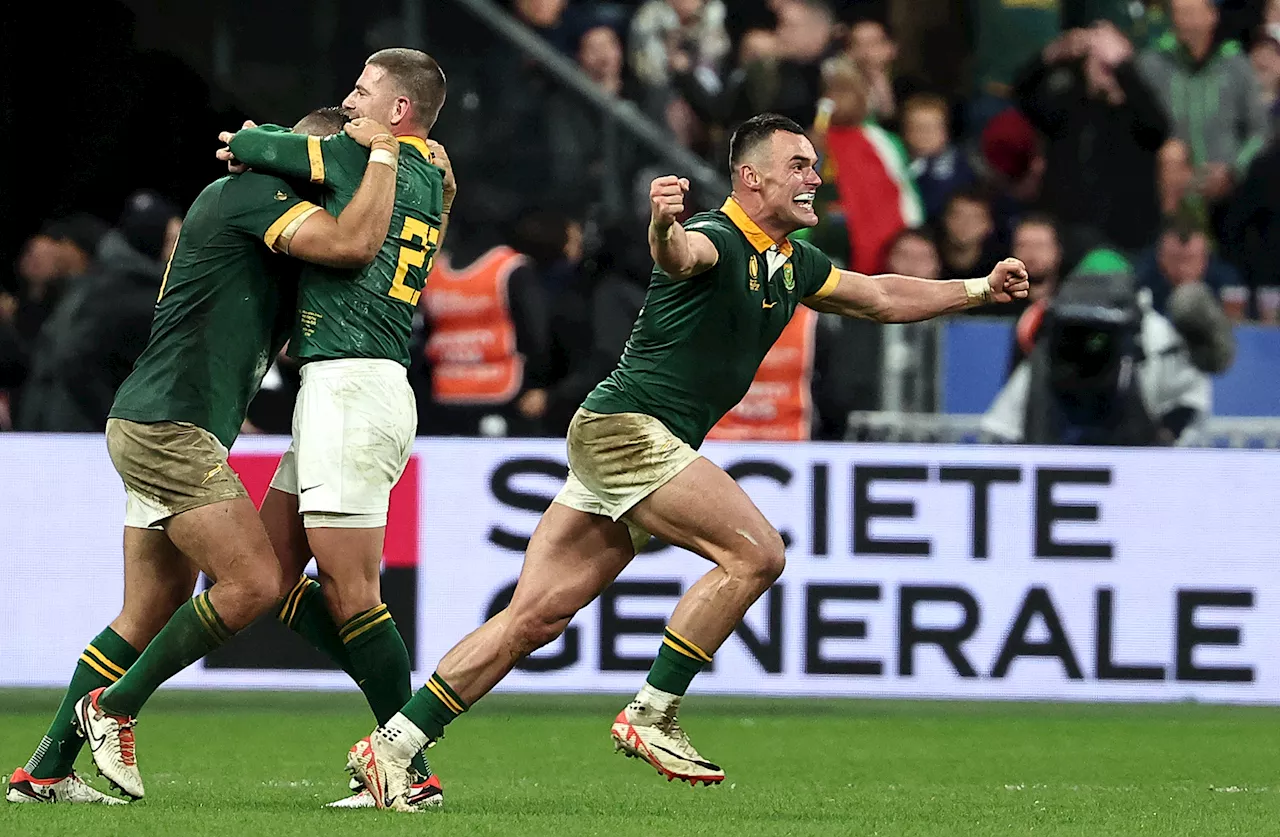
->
<box><xmin>397</xmin><ymin>135</ymin><xmax>431</xmax><ymax>160</ymax></box>
<box><xmin>719</xmin><ymin>197</ymin><xmax>793</xmax><ymax>257</ymax></box>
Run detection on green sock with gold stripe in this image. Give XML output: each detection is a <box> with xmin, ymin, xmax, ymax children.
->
<box><xmin>99</xmin><ymin>591</ymin><xmax>232</xmax><ymax>717</ymax></box>
<box><xmin>341</xmin><ymin>604</ymin><xmax>433</xmax><ymax>777</ymax></box>
<box><xmin>399</xmin><ymin>672</ymin><xmax>469</xmax><ymax>742</ymax></box>
<box><xmin>645</xmin><ymin>627</ymin><xmax>712</xmax><ymax>695</ymax></box>
<box><xmin>25</xmin><ymin>627</ymin><xmax>140</xmax><ymax>779</ymax></box>
<box><xmin>278</xmin><ymin>576</ymin><xmax>354</xmax><ymax>677</ymax></box>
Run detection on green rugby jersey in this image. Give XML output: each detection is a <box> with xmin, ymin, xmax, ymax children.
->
<box><xmin>109</xmin><ymin>173</ymin><xmax>308</xmax><ymax>449</ymax></box>
<box><xmin>583</xmin><ymin>197</ymin><xmax>840</xmax><ymax>447</ymax></box>
<box><xmin>227</xmin><ymin>126</ymin><xmax>446</xmax><ymax>367</ymax></box>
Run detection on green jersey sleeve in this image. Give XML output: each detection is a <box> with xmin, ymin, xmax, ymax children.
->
<box><xmin>793</xmin><ymin>239</ymin><xmax>840</xmax><ymax>301</ymax></box>
<box><xmin>228</xmin><ymin>125</ymin><xmax>367</xmax><ymax>190</ymax></box>
<box><xmin>681</xmin><ymin>214</ymin><xmax>738</xmax><ymax>279</ymax></box>
<box><xmin>218</xmin><ymin>172</ymin><xmax>322</xmax><ymax>253</ymax></box>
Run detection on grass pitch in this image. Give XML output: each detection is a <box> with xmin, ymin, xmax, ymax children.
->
<box><xmin>0</xmin><ymin>690</ymin><xmax>1276</xmax><ymax>836</ymax></box>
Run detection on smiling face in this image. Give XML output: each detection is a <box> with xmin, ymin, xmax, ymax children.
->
<box><xmin>735</xmin><ymin>129</ymin><xmax>823</xmax><ymax>232</ymax></box>
<box><xmin>342</xmin><ymin>64</ymin><xmax>405</xmax><ymax>126</ymax></box>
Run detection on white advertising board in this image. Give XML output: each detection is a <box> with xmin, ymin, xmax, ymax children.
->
<box><xmin>1</xmin><ymin>435</ymin><xmax>1276</xmax><ymax>704</ymax></box>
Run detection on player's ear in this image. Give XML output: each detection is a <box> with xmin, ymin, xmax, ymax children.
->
<box><xmin>392</xmin><ymin>96</ymin><xmax>411</xmax><ymax>127</ymax></box>
<box><xmin>740</xmin><ymin>163</ymin><xmax>762</xmax><ymax>191</ymax></box>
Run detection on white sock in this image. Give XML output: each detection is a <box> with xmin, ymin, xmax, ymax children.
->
<box><xmin>634</xmin><ymin>682</ymin><xmax>680</xmax><ymax>714</ymax></box>
<box><xmin>377</xmin><ymin>712</ymin><xmax>429</xmax><ymax>758</ymax></box>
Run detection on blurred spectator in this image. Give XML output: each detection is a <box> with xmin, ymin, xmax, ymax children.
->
<box><xmin>630</xmin><ymin>0</ymin><xmax>731</xmax><ymax>150</ymax></box>
<box><xmin>883</xmin><ymin>227</ymin><xmax>942</xmax><ymax>279</ymax></box>
<box><xmin>984</xmin><ymin>249</ymin><xmax>1211</xmax><ymax>446</ymax></box>
<box><xmin>967</xmin><ymin>0</ymin><xmax>1062</xmax><ymax>132</ymax></box>
<box><xmin>903</xmin><ymin>93</ymin><xmax>975</xmax><ymax>222</ymax></box>
<box><xmin>543</xmin><ymin>23</ymin><xmax>652</xmax><ymax>220</ymax></box>
<box><xmin>1222</xmin><ymin>136</ymin><xmax>1280</xmax><ymax>296</ymax></box>
<box><xmin>937</xmin><ymin>189</ymin><xmax>1000</xmax><ymax>281</ymax></box>
<box><xmin>532</xmin><ymin>222</ymin><xmax>651</xmax><ymax>436</ymax></box>
<box><xmin>1135</xmin><ymin>220</ymin><xmax>1238</xmax><ymax>373</ymax></box>
<box><xmin>18</xmin><ymin>194</ymin><xmax>178</xmax><ymax>432</ymax></box>
<box><xmin>1156</xmin><ymin>138</ymin><xmax>1212</xmax><ymax>232</ymax></box>
<box><xmin>412</xmin><ymin>225</ymin><xmax>551</xmax><ymax>438</ymax></box>
<box><xmin>513</xmin><ymin>0</ymin><xmax>574</xmax><ymax>53</ymax></box>
<box><xmin>1008</xmin><ymin>213</ymin><xmax>1064</xmax><ymax>373</ymax></box>
<box><xmin>1071</xmin><ymin>0</ymin><xmax>1170</xmax><ymax>48</ymax></box>
<box><xmin>6</xmin><ymin>216</ymin><xmax>107</xmax><ymax>347</ymax></box>
<box><xmin>970</xmin><ymin>108</ymin><xmax>1046</xmax><ymax>245</ymax></box>
<box><xmin>846</xmin><ymin>17</ymin><xmax>927</xmax><ymax>132</ymax></box>
<box><xmin>1138</xmin><ymin>0</ymin><xmax>1270</xmax><ymax>211</ymax></box>
<box><xmin>1015</xmin><ymin>22</ymin><xmax>1171</xmax><ymax>252</ymax></box>
<box><xmin>816</xmin><ymin>58</ymin><xmax>923</xmax><ymax>275</ymax></box>
<box><xmin>722</xmin><ymin>0</ymin><xmax>837</xmax><ymax>130</ymax></box>
<box><xmin>630</xmin><ymin>0</ymin><xmax>730</xmax><ymax>92</ymax></box>
<box><xmin>1251</xmin><ymin>24</ymin><xmax>1280</xmax><ymax>124</ymax></box>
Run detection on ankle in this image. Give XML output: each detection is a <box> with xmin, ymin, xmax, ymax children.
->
<box><xmin>634</xmin><ymin>683</ymin><xmax>681</xmax><ymax>714</ymax></box>
<box><xmin>378</xmin><ymin>712</ymin><xmax>430</xmax><ymax>757</ymax></box>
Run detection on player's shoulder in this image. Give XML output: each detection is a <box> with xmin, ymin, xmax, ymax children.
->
<box><xmin>683</xmin><ymin>210</ymin><xmax>742</xmax><ymax>257</ymax></box>
<box><xmin>683</xmin><ymin>209</ymin><xmax>734</xmax><ymax>235</ymax></box>
<box><xmin>216</xmin><ymin>172</ymin><xmax>301</xmax><ymax>206</ymax></box>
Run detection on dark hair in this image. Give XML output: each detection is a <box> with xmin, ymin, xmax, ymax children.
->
<box><xmin>887</xmin><ymin>226</ymin><xmax>936</xmax><ymax>251</ymax></box>
<box><xmin>728</xmin><ymin>113</ymin><xmax>807</xmax><ymax>174</ymax></box>
<box><xmin>365</xmin><ymin>48</ymin><xmax>447</xmax><ymax>130</ymax></box>
<box><xmin>1015</xmin><ymin>212</ymin><xmax>1060</xmax><ymax>242</ymax></box>
<box><xmin>40</xmin><ymin>213</ymin><xmax>110</xmax><ymax>257</ymax></box>
<box><xmin>902</xmin><ymin>93</ymin><xmax>949</xmax><ymax>121</ymax></box>
<box><xmin>292</xmin><ymin>106</ymin><xmax>349</xmax><ymax>136</ymax></box>
<box><xmin>944</xmin><ymin>187</ymin><xmax>992</xmax><ymax>213</ymax></box>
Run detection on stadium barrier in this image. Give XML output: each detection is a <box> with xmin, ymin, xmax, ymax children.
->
<box><xmin>1</xmin><ymin>435</ymin><xmax>1276</xmax><ymax>705</ymax></box>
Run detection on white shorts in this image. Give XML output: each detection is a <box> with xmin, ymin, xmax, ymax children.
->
<box><xmin>552</xmin><ymin>409</ymin><xmax>701</xmax><ymax>553</ymax></box>
<box><xmin>270</xmin><ymin>358</ymin><xmax>416</xmax><ymax>527</ymax></box>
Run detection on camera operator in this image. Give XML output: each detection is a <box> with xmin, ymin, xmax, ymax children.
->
<box><xmin>982</xmin><ymin>249</ymin><xmax>1210</xmax><ymax>446</ymax></box>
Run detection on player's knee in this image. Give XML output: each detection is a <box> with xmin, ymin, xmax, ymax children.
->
<box><xmin>219</xmin><ymin>563</ymin><xmax>282</xmax><ymax>623</ymax></box>
<box><xmin>741</xmin><ymin>527</ymin><xmax>786</xmax><ymax>585</ymax></box>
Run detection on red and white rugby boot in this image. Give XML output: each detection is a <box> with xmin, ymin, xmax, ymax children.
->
<box><xmin>610</xmin><ymin>694</ymin><xmax>725</xmax><ymax>786</ymax></box>
<box><xmin>6</xmin><ymin>768</ymin><xmax>127</xmax><ymax>805</ymax></box>
<box><xmin>71</xmin><ymin>687</ymin><xmax>143</xmax><ymax>799</ymax></box>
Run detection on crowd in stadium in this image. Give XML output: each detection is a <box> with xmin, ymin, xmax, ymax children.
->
<box><xmin>1</xmin><ymin>0</ymin><xmax>1277</xmax><ymax>440</ymax></box>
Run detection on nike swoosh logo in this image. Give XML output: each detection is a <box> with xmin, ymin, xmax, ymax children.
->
<box><xmin>81</xmin><ymin>706</ymin><xmax>107</xmax><ymax>751</ymax></box>
<box><xmin>762</xmin><ymin>302</ymin><xmax>777</xmax><ymax>309</ymax></box>
<box><xmin>300</xmin><ymin>484</ymin><xmax>323</xmax><ymax>493</ymax></box>
<box><xmin>650</xmin><ymin>743</ymin><xmax>721</xmax><ymax>772</ymax></box>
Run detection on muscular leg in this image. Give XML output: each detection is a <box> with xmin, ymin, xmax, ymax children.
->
<box><xmin>373</xmin><ymin>503</ymin><xmax>634</xmax><ymax>759</ymax></box>
<box><xmin>18</xmin><ymin>529</ymin><xmax>195</xmax><ymax>781</ymax></box>
<box><xmin>97</xmin><ymin>498</ymin><xmax>283</xmax><ymax>717</ymax></box>
<box><xmin>604</xmin><ymin>458</ymin><xmax>785</xmax><ymax>785</ymax></box>
<box><xmin>435</xmin><ymin>503</ymin><xmax>637</xmax><ymax>705</ymax></box>
<box><xmin>262</xmin><ymin>488</ymin><xmax>351</xmax><ymax>676</ymax></box>
<box><xmin>627</xmin><ymin>457</ymin><xmax>785</xmax><ymax>659</ymax></box>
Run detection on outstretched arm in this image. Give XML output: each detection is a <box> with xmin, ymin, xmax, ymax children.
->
<box><xmin>272</xmin><ymin>120</ymin><xmax>400</xmax><ymax>268</ymax></box>
<box><xmin>648</xmin><ymin>175</ymin><xmax>719</xmax><ymax>280</ymax></box>
<box><xmin>223</xmin><ymin>124</ymin><xmax>352</xmax><ymax>186</ymax></box>
<box><xmin>805</xmin><ymin>259</ymin><xmax>1029</xmax><ymax>323</ymax></box>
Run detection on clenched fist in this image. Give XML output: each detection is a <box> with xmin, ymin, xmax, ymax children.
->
<box><xmin>650</xmin><ymin>175</ymin><xmax>690</xmax><ymax>233</ymax></box>
<box><xmin>986</xmin><ymin>258</ymin><xmax>1031</xmax><ymax>303</ymax></box>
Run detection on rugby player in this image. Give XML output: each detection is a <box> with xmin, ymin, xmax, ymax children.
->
<box><xmin>213</xmin><ymin>48</ymin><xmax>453</xmax><ymax>809</ymax></box>
<box><xmin>349</xmin><ymin>113</ymin><xmax>1029</xmax><ymax>810</ymax></box>
<box><xmin>7</xmin><ymin>109</ymin><xmax>400</xmax><ymax>804</ymax></box>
